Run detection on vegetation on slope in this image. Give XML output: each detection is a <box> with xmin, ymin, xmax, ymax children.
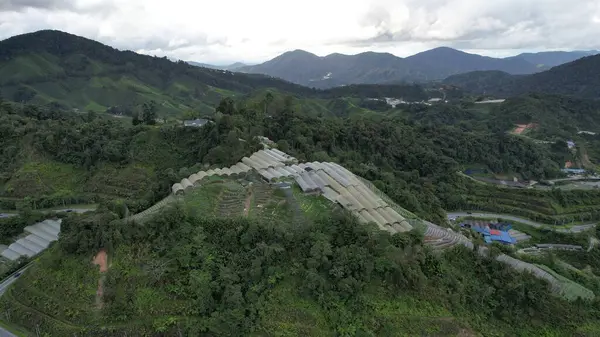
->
<box><xmin>0</xmin><ymin>99</ymin><xmax>259</xmax><ymax>215</ymax></box>
<box><xmin>443</xmin><ymin>54</ymin><xmax>600</xmax><ymax>99</ymax></box>
<box><xmin>3</xmin><ymin>200</ymin><xmax>600</xmax><ymax>336</ymax></box>
<box><xmin>0</xmin><ymin>30</ymin><xmax>441</xmax><ymax>118</ymax></box>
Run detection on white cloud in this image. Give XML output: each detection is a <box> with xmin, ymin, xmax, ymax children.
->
<box><xmin>0</xmin><ymin>0</ymin><xmax>598</xmax><ymax>64</ymax></box>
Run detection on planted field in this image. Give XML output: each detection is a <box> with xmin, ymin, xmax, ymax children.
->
<box><xmin>291</xmin><ymin>185</ymin><xmax>331</xmax><ymax>221</ymax></box>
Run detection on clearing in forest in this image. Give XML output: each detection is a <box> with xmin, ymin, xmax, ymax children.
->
<box><xmin>93</xmin><ymin>249</ymin><xmax>108</xmax><ymax>309</ymax></box>
<box><xmin>512</xmin><ymin>123</ymin><xmax>537</xmax><ymax>135</ymax></box>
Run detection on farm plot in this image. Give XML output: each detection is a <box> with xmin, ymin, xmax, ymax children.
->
<box><xmin>291</xmin><ymin>185</ymin><xmax>332</xmax><ymax>221</ymax></box>
<box><xmin>183</xmin><ymin>183</ymin><xmax>224</xmax><ymax>217</ymax></box>
<box><xmin>217</xmin><ymin>181</ymin><xmax>247</xmax><ymax>218</ymax></box>
<box><xmin>248</xmin><ymin>181</ymin><xmax>293</xmax><ymax>224</ymax></box>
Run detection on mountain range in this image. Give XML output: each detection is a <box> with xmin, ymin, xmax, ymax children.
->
<box><xmin>231</xmin><ymin>48</ymin><xmax>598</xmax><ymax>89</ymax></box>
<box><xmin>443</xmin><ymin>54</ymin><xmax>600</xmax><ymax>99</ymax></box>
<box><xmin>187</xmin><ymin>61</ymin><xmax>249</xmax><ymax>71</ymax></box>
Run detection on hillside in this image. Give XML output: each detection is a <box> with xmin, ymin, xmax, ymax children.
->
<box><xmin>2</xmin><ymin>165</ymin><xmax>600</xmax><ymax>336</ymax></box>
<box><xmin>0</xmin><ymin>101</ymin><xmax>260</xmax><ymax>217</ymax></box>
<box><xmin>444</xmin><ymin>54</ymin><xmax>600</xmax><ymax>99</ymax></box>
<box><xmin>236</xmin><ymin>48</ymin><xmax>594</xmax><ymax>88</ymax></box>
<box><xmin>510</xmin><ymin>50</ymin><xmax>599</xmax><ymax>68</ymax></box>
<box><xmin>0</xmin><ymin>30</ymin><xmax>315</xmax><ymax>116</ymax></box>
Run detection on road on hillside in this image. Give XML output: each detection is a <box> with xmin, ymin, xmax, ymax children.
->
<box><xmin>447</xmin><ymin>212</ymin><xmax>596</xmax><ymax>233</ymax></box>
<box><xmin>1</xmin><ymin>207</ymin><xmax>95</xmax><ymax>219</ymax></box>
<box><xmin>0</xmin><ymin>264</ymin><xmax>33</xmax><ymax>337</ymax></box>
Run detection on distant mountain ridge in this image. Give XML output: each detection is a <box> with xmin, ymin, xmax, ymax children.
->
<box><xmin>443</xmin><ymin>54</ymin><xmax>600</xmax><ymax>99</ymax></box>
<box><xmin>187</xmin><ymin>61</ymin><xmax>249</xmax><ymax>71</ymax></box>
<box><xmin>236</xmin><ymin>48</ymin><xmax>597</xmax><ymax>89</ymax></box>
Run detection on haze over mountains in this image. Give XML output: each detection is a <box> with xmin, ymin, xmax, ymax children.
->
<box><xmin>201</xmin><ymin>48</ymin><xmax>597</xmax><ymax>89</ymax></box>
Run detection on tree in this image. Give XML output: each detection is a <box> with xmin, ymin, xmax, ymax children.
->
<box><xmin>142</xmin><ymin>101</ymin><xmax>158</xmax><ymax>125</ymax></box>
<box><xmin>263</xmin><ymin>92</ymin><xmax>274</xmax><ymax>116</ymax></box>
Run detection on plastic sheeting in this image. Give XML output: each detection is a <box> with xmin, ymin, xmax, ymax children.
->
<box><xmin>181</xmin><ymin>178</ymin><xmax>193</xmax><ymax>189</ymax></box>
<box><xmin>172</xmin><ymin>183</ymin><xmax>184</xmax><ymax>194</ymax></box>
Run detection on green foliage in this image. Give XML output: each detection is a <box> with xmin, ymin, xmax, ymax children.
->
<box><xmin>0</xmin><ymin>103</ymin><xmax>256</xmax><ymax>212</ymax></box>
<box><xmin>4</xmin><ymin>206</ymin><xmax>599</xmax><ymax>336</ymax></box>
<box><xmin>0</xmin><ymin>212</ymin><xmax>46</xmax><ymax>244</ymax></box>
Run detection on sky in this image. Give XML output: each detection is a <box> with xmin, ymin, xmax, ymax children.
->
<box><xmin>0</xmin><ymin>0</ymin><xmax>599</xmax><ymax>65</ymax></box>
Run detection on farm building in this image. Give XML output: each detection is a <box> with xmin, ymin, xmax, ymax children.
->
<box><xmin>166</xmin><ymin>147</ymin><xmax>412</xmax><ymax>233</ymax></box>
<box><xmin>1</xmin><ymin>220</ymin><xmax>61</xmax><ymax>261</ymax></box>
<box><xmin>462</xmin><ymin>222</ymin><xmax>517</xmax><ymax>244</ymax></box>
<box><xmin>183</xmin><ymin>119</ymin><xmax>210</xmax><ymax>127</ymax></box>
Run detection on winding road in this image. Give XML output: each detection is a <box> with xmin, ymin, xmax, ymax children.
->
<box><xmin>0</xmin><ymin>263</ymin><xmax>33</xmax><ymax>337</ymax></box>
<box><xmin>447</xmin><ymin>212</ymin><xmax>597</xmax><ymax>233</ymax></box>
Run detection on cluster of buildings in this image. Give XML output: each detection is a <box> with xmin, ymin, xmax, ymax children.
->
<box><xmin>460</xmin><ymin>221</ymin><xmax>524</xmax><ymax>245</ymax></box>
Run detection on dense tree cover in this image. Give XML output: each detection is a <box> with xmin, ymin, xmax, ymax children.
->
<box><xmin>9</xmin><ymin>206</ymin><xmax>594</xmax><ymax>336</ymax></box>
<box><xmin>213</xmin><ymin>94</ymin><xmax>563</xmax><ymax>223</ymax></box>
<box><xmin>0</xmin><ymin>100</ymin><xmax>259</xmax><ymax>212</ymax></box>
<box><xmin>0</xmin><ymin>212</ymin><xmax>46</xmax><ymax>244</ymax></box>
<box><xmin>444</xmin><ymin>54</ymin><xmax>600</xmax><ymax>99</ymax></box>
<box><xmin>488</xmin><ymin>94</ymin><xmax>600</xmax><ymax>137</ymax></box>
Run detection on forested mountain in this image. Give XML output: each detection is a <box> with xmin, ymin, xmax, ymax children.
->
<box><xmin>510</xmin><ymin>50</ymin><xmax>599</xmax><ymax>68</ymax></box>
<box><xmin>236</xmin><ymin>47</ymin><xmax>594</xmax><ymax>88</ymax></box>
<box><xmin>0</xmin><ymin>30</ymin><xmax>450</xmax><ymax>116</ymax></box>
<box><xmin>0</xmin><ymin>30</ymin><xmax>317</xmax><ymax>115</ymax></box>
<box><xmin>444</xmin><ymin>54</ymin><xmax>600</xmax><ymax>99</ymax></box>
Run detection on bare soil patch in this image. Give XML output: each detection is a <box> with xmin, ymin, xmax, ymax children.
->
<box><xmin>92</xmin><ymin>249</ymin><xmax>108</xmax><ymax>309</ymax></box>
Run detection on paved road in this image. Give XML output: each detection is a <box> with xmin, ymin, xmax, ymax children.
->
<box><xmin>0</xmin><ymin>264</ymin><xmax>33</xmax><ymax>337</ymax></box>
<box><xmin>448</xmin><ymin>212</ymin><xmax>545</xmax><ymax>228</ymax></box>
<box><xmin>1</xmin><ymin>207</ymin><xmax>95</xmax><ymax>219</ymax></box>
<box><xmin>447</xmin><ymin>212</ymin><xmax>597</xmax><ymax>233</ymax></box>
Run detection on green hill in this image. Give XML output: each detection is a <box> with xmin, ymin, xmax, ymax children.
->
<box><xmin>0</xmin><ymin>30</ymin><xmax>316</xmax><ymax>116</ymax></box>
<box><xmin>2</xmin><ymin>176</ymin><xmax>599</xmax><ymax>336</ymax></box>
<box><xmin>443</xmin><ymin>54</ymin><xmax>600</xmax><ymax>99</ymax></box>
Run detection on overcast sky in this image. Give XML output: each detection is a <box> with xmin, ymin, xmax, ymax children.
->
<box><xmin>1</xmin><ymin>0</ymin><xmax>599</xmax><ymax>65</ymax></box>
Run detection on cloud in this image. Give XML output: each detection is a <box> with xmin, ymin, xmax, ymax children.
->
<box><xmin>348</xmin><ymin>0</ymin><xmax>600</xmax><ymax>51</ymax></box>
<box><xmin>0</xmin><ymin>0</ymin><xmax>72</xmax><ymax>11</ymax></box>
<box><xmin>0</xmin><ymin>0</ymin><xmax>599</xmax><ymax>64</ymax></box>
